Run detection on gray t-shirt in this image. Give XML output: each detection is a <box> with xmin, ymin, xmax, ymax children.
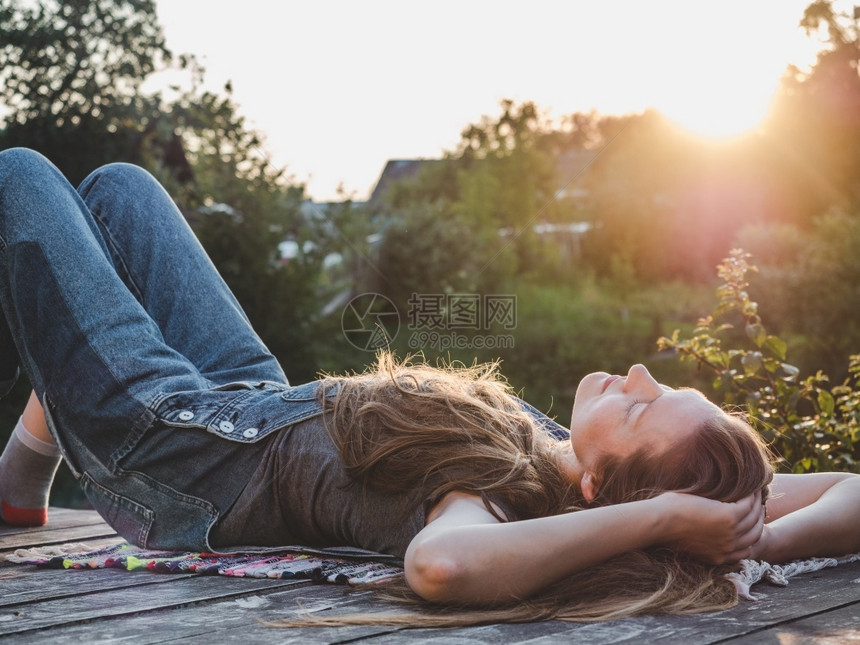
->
<box><xmin>210</xmin><ymin>412</ymin><xmax>428</xmax><ymax>558</ymax></box>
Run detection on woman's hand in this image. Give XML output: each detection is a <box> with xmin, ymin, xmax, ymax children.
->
<box><xmin>656</xmin><ymin>491</ymin><xmax>765</xmax><ymax>564</ymax></box>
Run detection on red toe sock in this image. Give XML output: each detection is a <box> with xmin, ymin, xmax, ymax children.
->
<box><xmin>1</xmin><ymin>500</ymin><xmax>48</xmax><ymax>526</ymax></box>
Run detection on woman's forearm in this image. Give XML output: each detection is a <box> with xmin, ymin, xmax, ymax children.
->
<box><xmin>407</xmin><ymin>499</ymin><xmax>663</xmax><ymax>603</ymax></box>
<box><xmin>405</xmin><ymin>492</ymin><xmax>760</xmax><ymax>604</ymax></box>
<box><xmin>761</xmin><ymin>476</ymin><xmax>860</xmax><ymax>563</ymax></box>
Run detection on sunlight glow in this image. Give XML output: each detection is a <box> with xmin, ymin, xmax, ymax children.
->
<box><xmin>152</xmin><ymin>0</ymin><xmax>823</xmax><ymax>198</ymax></box>
<box><xmin>660</xmin><ymin>84</ymin><xmax>775</xmax><ymax>141</ymax></box>
<box><xmin>589</xmin><ymin>1</ymin><xmax>823</xmax><ymax>142</ymax></box>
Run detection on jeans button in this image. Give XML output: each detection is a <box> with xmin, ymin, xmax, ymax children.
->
<box><xmin>218</xmin><ymin>421</ymin><xmax>235</xmax><ymax>433</ymax></box>
<box><xmin>178</xmin><ymin>410</ymin><xmax>194</xmax><ymax>421</ymax></box>
<box><xmin>242</xmin><ymin>427</ymin><xmax>259</xmax><ymax>438</ymax></box>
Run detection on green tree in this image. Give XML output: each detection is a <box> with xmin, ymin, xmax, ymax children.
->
<box><xmin>455</xmin><ymin>100</ymin><xmax>564</xmax><ymax>280</ymax></box>
<box><xmin>766</xmin><ymin>0</ymin><xmax>860</xmax><ymax>216</ymax></box>
<box><xmin>0</xmin><ymin>0</ymin><xmax>173</xmax><ymax>182</ymax></box>
<box><xmin>373</xmin><ymin>100</ymin><xmax>587</xmax><ymax>301</ymax></box>
<box><xmin>457</xmin><ymin>100</ymin><xmax>558</xmax><ymax>227</ymax></box>
<box><xmin>375</xmin><ymin>201</ymin><xmax>492</xmax><ymax>308</ymax></box>
<box><xmin>582</xmin><ymin>111</ymin><xmax>683</xmax><ymax>279</ymax></box>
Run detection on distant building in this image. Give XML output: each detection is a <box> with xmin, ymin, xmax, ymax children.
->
<box><xmin>366</xmin><ymin>153</ymin><xmax>595</xmax><ymax>258</ymax></box>
<box><xmin>368</xmin><ymin>151</ymin><xmax>596</xmax><ymax>211</ymax></box>
<box><xmin>366</xmin><ymin>158</ymin><xmax>446</xmax><ymax>212</ymax></box>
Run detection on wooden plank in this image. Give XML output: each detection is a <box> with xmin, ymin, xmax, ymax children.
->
<box><xmin>0</xmin><ymin>508</ymin><xmax>108</xmax><ymax>539</ymax></box>
<box><xmin>0</xmin><ymin>508</ymin><xmax>117</xmax><ymax>552</ymax></box>
<box><xmin>342</xmin><ymin>620</ymin><xmax>593</xmax><ymax>643</ymax></box>
<box><xmin>729</xmin><ymin>603</ymin><xmax>860</xmax><ymax>644</ymax></box>
<box><xmin>7</xmin><ymin>585</ymin><xmax>405</xmax><ymax>644</ymax></box>
<box><xmin>351</xmin><ymin>561</ymin><xmax>860</xmax><ymax>644</ymax></box>
<box><xmin>0</xmin><ymin>525</ymin><xmax>118</xmax><ymax>552</ymax></box>
<box><xmin>0</xmin><ymin>565</ymin><xmax>200</xmax><ymax>607</ymax></box>
<box><xmin>0</xmin><ymin>574</ymin><xmax>311</xmax><ymax>637</ymax></box>
<box><xmin>1</xmin><ymin>566</ymin><xmax>857</xmax><ymax>644</ymax></box>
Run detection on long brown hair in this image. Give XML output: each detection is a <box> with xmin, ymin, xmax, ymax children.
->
<box><xmin>321</xmin><ymin>352</ymin><xmax>579</xmax><ymax>522</ymax></box>
<box><xmin>275</xmin><ymin>353</ymin><xmax>773</xmax><ymax>627</ymax></box>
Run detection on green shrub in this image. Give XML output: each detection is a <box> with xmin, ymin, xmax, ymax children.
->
<box><xmin>659</xmin><ymin>250</ymin><xmax>859</xmax><ymax>473</ymax></box>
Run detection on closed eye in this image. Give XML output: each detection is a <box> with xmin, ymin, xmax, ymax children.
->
<box><xmin>625</xmin><ymin>400</ymin><xmax>644</xmax><ymax>420</ymax></box>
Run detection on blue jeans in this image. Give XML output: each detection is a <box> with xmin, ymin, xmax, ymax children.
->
<box><xmin>0</xmin><ymin>148</ymin><xmax>326</xmax><ymax>550</ymax></box>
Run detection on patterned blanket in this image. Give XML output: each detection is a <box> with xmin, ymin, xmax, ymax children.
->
<box><xmin>5</xmin><ymin>541</ymin><xmax>405</xmax><ymax>585</ymax></box>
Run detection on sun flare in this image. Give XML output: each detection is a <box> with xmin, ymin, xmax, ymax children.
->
<box><xmin>591</xmin><ymin>1</ymin><xmax>821</xmax><ymax>144</ymax></box>
<box><xmin>649</xmin><ymin>42</ymin><xmax>789</xmax><ymax>142</ymax></box>
<box><xmin>659</xmin><ymin>91</ymin><xmax>773</xmax><ymax>141</ymax></box>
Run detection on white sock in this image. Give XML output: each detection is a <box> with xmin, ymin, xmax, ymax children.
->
<box><xmin>0</xmin><ymin>417</ymin><xmax>61</xmax><ymax>525</ymax></box>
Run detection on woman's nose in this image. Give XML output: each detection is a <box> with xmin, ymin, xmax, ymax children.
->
<box><xmin>624</xmin><ymin>364</ymin><xmax>662</xmax><ymax>395</ymax></box>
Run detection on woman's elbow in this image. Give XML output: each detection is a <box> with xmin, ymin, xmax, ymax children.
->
<box><xmin>404</xmin><ymin>540</ymin><xmax>467</xmax><ymax>602</ymax></box>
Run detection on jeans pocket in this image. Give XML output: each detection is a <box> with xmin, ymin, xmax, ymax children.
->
<box><xmin>80</xmin><ymin>472</ymin><xmax>154</xmax><ymax>547</ymax></box>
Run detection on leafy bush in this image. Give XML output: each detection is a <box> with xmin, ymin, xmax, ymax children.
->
<box><xmin>659</xmin><ymin>250</ymin><xmax>859</xmax><ymax>473</ymax></box>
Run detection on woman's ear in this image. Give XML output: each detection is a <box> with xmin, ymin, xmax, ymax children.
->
<box><xmin>581</xmin><ymin>471</ymin><xmax>600</xmax><ymax>503</ymax></box>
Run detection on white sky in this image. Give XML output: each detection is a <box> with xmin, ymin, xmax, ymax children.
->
<box><xmin>150</xmin><ymin>0</ymin><xmax>826</xmax><ymax>201</ymax></box>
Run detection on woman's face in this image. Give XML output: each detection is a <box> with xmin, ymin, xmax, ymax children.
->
<box><xmin>569</xmin><ymin>364</ymin><xmax>723</xmax><ymax>476</ymax></box>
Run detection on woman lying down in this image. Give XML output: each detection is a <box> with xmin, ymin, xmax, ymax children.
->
<box><xmin>0</xmin><ymin>147</ymin><xmax>857</xmax><ymax>626</ymax></box>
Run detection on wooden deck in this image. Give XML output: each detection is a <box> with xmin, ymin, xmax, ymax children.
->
<box><xmin>1</xmin><ymin>510</ymin><xmax>858</xmax><ymax>643</ymax></box>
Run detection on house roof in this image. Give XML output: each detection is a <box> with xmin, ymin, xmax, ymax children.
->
<box><xmin>367</xmin><ymin>150</ymin><xmax>596</xmax><ymax>211</ymax></box>
<box><xmin>366</xmin><ymin>159</ymin><xmax>443</xmax><ymax>209</ymax></box>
